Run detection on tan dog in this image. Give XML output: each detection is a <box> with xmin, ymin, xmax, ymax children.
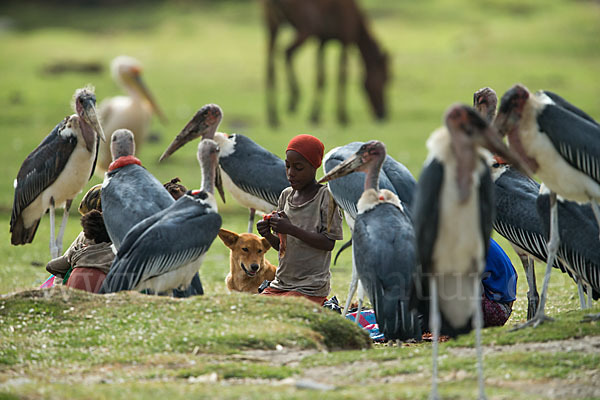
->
<box><xmin>218</xmin><ymin>228</ymin><xmax>277</xmax><ymax>293</ymax></box>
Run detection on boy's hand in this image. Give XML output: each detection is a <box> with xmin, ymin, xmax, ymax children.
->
<box><xmin>269</xmin><ymin>211</ymin><xmax>294</xmax><ymax>235</ymax></box>
<box><xmin>256</xmin><ymin>219</ymin><xmax>272</xmax><ymax>237</ymax></box>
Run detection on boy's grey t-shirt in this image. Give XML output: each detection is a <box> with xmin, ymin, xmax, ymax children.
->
<box><xmin>270</xmin><ymin>185</ymin><xmax>343</xmax><ymax>297</ymax></box>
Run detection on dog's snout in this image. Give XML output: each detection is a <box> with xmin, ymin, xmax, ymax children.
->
<box><xmin>250</xmin><ymin>264</ymin><xmax>259</xmax><ymax>272</ymax></box>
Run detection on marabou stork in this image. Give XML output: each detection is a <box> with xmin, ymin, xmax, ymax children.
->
<box><xmin>96</xmin><ymin>55</ymin><xmax>166</xmax><ymax>174</ymax></box>
<box><xmin>490</xmin><ymin>160</ymin><xmax>582</xmax><ymax>318</ymax></box>
<box><xmin>160</xmin><ymin>104</ymin><xmax>289</xmax><ymax>233</ymax></box>
<box><xmin>101</xmin><ymin>129</ymin><xmax>209</xmax><ymax>297</ymax></box>
<box><xmin>537</xmin><ymin>184</ymin><xmax>600</xmax><ymax>316</ymax></box>
<box><xmin>319</xmin><ymin>141</ymin><xmax>421</xmax><ymax>341</ymax></box>
<box><xmin>99</xmin><ymin>139</ymin><xmax>222</xmax><ymax>294</ymax></box>
<box><xmin>411</xmin><ymin>104</ymin><xmax>526</xmax><ymax>399</ymax></box>
<box><xmin>495</xmin><ymin>84</ymin><xmax>600</xmax><ymax>328</ymax></box>
<box><xmin>323</xmin><ymin>142</ymin><xmax>416</xmax><ymax>316</ymax></box>
<box><xmin>101</xmin><ymin>129</ymin><xmax>175</xmax><ymax>249</ymax></box>
<box><xmin>11</xmin><ymin>87</ymin><xmax>105</xmax><ymax>258</ymax></box>
<box><xmin>474</xmin><ymin>87</ymin><xmax>576</xmax><ymax>319</ymax></box>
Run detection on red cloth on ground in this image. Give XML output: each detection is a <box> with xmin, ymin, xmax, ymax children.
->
<box><xmin>65</xmin><ymin>268</ymin><xmax>107</xmax><ymax>293</ymax></box>
<box><xmin>286</xmin><ymin>134</ymin><xmax>325</xmax><ymax>169</ymax></box>
<box><xmin>481</xmin><ymin>294</ymin><xmax>513</xmax><ymax>327</ymax></box>
<box><xmin>261</xmin><ymin>286</ymin><xmax>327</xmax><ymax>306</ymax></box>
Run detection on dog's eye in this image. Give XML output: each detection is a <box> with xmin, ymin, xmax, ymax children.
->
<box><xmin>257</xmin><ymin>249</ymin><xmax>262</xmax><ymax>253</ymax></box>
<box><xmin>242</xmin><ymin>248</ymin><xmax>249</xmax><ymax>252</ymax></box>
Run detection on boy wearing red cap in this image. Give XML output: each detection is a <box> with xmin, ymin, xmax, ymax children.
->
<box><xmin>257</xmin><ymin>134</ymin><xmax>343</xmax><ymax>305</ymax></box>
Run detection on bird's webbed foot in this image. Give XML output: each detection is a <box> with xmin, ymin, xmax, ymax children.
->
<box><xmin>581</xmin><ymin>313</ymin><xmax>600</xmax><ymax>323</ymax></box>
<box><xmin>511</xmin><ymin>313</ymin><xmax>554</xmax><ymax>331</ymax></box>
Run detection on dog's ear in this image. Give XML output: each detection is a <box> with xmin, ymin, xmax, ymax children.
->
<box><xmin>218</xmin><ymin>228</ymin><xmax>239</xmax><ymax>249</ymax></box>
<box><xmin>260</xmin><ymin>237</ymin><xmax>271</xmax><ymax>251</ymax></box>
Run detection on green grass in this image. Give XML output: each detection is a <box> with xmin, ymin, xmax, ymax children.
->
<box><xmin>1</xmin><ymin>0</ymin><xmax>600</xmax><ymax>398</ymax></box>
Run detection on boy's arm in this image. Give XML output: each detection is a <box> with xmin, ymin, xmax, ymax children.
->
<box><xmin>269</xmin><ymin>212</ymin><xmax>335</xmax><ymax>251</ymax></box>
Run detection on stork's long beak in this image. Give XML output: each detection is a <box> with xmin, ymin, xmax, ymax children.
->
<box><xmin>480</xmin><ymin>126</ymin><xmax>532</xmax><ymax>177</ymax></box>
<box><xmin>132</xmin><ymin>74</ymin><xmax>167</xmax><ymax>124</ymax></box>
<box><xmin>159</xmin><ymin>107</ymin><xmax>221</xmax><ymax>162</ymax></box>
<box><xmin>215</xmin><ymin>165</ymin><xmax>226</xmax><ymax>203</ymax></box>
<box><xmin>81</xmin><ymin>97</ymin><xmax>105</xmax><ymax>142</ymax></box>
<box><xmin>318</xmin><ymin>153</ymin><xmax>365</xmax><ymax>183</ymax></box>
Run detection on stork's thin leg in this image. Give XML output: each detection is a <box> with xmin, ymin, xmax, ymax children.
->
<box><xmin>429</xmin><ymin>278</ymin><xmax>440</xmax><ymax>400</ymax></box>
<box><xmin>591</xmin><ymin>201</ymin><xmax>600</xmax><ymax>241</ymax></box>
<box><xmin>577</xmin><ymin>280</ymin><xmax>587</xmax><ymax>310</ymax></box>
<box><xmin>248</xmin><ymin>208</ymin><xmax>256</xmax><ymax>233</ymax></box>
<box><xmin>49</xmin><ymin>198</ymin><xmax>58</xmax><ymax>258</ymax></box>
<box><xmin>587</xmin><ymin>284</ymin><xmax>593</xmax><ymax>309</ymax></box>
<box><xmin>55</xmin><ymin>200</ymin><xmax>72</xmax><ymax>256</ymax></box>
<box><xmin>342</xmin><ymin>252</ymin><xmax>359</xmax><ymax>316</ymax></box>
<box><xmin>520</xmin><ymin>253</ymin><xmax>539</xmax><ymax>320</ymax></box>
<box><xmin>513</xmin><ymin>192</ymin><xmax>558</xmax><ymax>330</ymax></box>
<box><xmin>473</xmin><ymin>279</ymin><xmax>486</xmax><ymax>400</ymax></box>
<box><xmin>355</xmin><ymin>281</ymin><xmax>365</xmax><ymax>327</ymax></box>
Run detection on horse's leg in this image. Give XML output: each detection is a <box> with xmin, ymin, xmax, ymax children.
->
<box><xmin>310</xmin><ymin>40</ymin><xmax>326</xmax><ymax>124</ymax></box>
<box><xmin>337</xmin><ymin>44</ymin><xmax>349</xmax><ymax>125</ymax></box>
<box><xmin>285</xmin><ymin>32</ymin><xmax>309</xmax><ymax>114</ymax></box>
<box><xmin>266</xmin><ymin>20</ymin><xmax>279</xmax><ymax>127</ymax></box>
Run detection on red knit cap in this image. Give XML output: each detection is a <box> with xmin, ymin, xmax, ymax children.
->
<box><xmin>286</xmin><ymin>134</ymin><xmax>325</xmax><ymax>169</ymax></box>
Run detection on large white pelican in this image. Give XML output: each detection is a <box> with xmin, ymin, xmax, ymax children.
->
<box><xmin>96</xmin><ymin>55</ymin><xmax>166</xmax><ymax>174</ymax></box>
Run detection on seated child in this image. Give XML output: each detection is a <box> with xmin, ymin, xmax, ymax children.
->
<box><xmin>46</xmin><ymin>184</ymin><xmax>114</xmax><ymax>293</ymax></box>
<box><xmin>257</xmin><ymin>134</ymin><xmax>343</xmax><ymax>305</ymax></box>
<box><xmin>46</xmin><ymin>209</ymin><xmax>114</xmax><ymax>293</ymax></box>
<box><xmin>481</xmin><ymin>238</ymin><xmax>518</xmax><ymax>327</ymax></box>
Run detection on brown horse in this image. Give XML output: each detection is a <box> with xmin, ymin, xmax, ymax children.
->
<box><xmin>263</xmin><ymin>0</ymin><xmax>390</xmax><ymax>126</ymax></box>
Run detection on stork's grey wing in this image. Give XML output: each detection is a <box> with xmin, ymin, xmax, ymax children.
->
<box><xmin>542</xmin><ymin>91</ymin><xmax>599</xmax><ymax>127</ymax></box>
<box><xmin>323</xmin><ymin>143</ymin><xmax>400</xmax><ymax>219</ymax></box>
<box><xmin>382</xmin><ymin>156</ymin><xmax>417</xmax><ymax>208</ymax></box>
<box><xmin>101</xmin><ymin>203</ymin><xmax>221</xmax><ymax>293</ymax></box>
<box><xmin>493</xmin><ymin>168</ymin><xmax>570</xmax><ymax>273</ymax></box>
<box><xmin>478</xmin><ymin>162</ymin><xmax>494</xmax><ymax>257</ymax></box>
<box><xmin>412</xmin><ymin>158</ymin><xmax>444</xmax><ymax>274</ymax></box>
<box><xmin>219</xmin><ymin>134</ymin><xmax>288</xmax><ymax>207</ymax></box>
<box><xmin>537</xmin><ymin>103</ymin><xmax>600</xmax><ymax>184</ymax></box>
<box><xmin>102</xmin><ymin>163</ymin><xmax>174</xmax><ymax>248</ymax></box>
<box><xmin>324</xmin><ymin>152</ymin><xmax>365</xmax><ymax>219</ymax></box>
<box><xmin>537</xmin><ymin>194</ymin><xmax>600</xmax><ymax>299</ymax></box>
<box><xmin>11</xmin><ymin>120</ymin><xmax>76</xmax><ymax>226</ymax></box>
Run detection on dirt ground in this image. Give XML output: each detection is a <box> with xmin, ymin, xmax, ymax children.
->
<box><xmin>233</xmin><ymin>336</ymin><xmax>600</xmax><ymax>399</ymax></box>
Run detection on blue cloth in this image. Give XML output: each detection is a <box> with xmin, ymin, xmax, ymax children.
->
<box><xmin>345</xmin><ymin>310</ymin><xmax>386</xmax><ymax>342</ymax></box>
<box><xmin>483</xmin><ymin>238</ymin><xmax>517</xmax><ymax>303</ymax></box>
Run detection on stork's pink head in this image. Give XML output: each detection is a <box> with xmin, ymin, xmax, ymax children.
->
<box><xmin>494</xmin><ymin>84</ymin><xmax>530</xmax><ymax>137</ymax></box>
<box><xmin>159</xmin><ymin>104</ymin><xmax>223</xmax><ymax>162</ymax></box>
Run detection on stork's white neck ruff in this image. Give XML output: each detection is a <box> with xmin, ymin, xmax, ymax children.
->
<box><xmin>214</xmin><ymin>132</ymin><xmax>236</xmax><ymax>158</ymax></box>
<box><xmin>357</xmin><ymin>188</ymin><xmax>403</xmax><ymax>214</ymax></box>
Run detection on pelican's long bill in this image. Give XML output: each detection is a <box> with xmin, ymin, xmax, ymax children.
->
<box><xmin>132</xmin><ymin>74</ymin><xmax>168</xmax><ymax>124</ymax></box>
<box><xmin>159</xmin><ymin>104</ymin><xmax>223</xmax><ymax>162</ymax></box>
<box><xmin>318</xmin><ymin>152</ymin><xmax>365</xmax><ymax>183</ymax></box>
